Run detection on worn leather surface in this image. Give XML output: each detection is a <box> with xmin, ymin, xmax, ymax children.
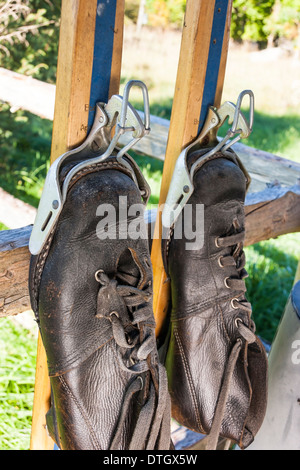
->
<box><xmin>29</xmin><ymin>158</ymin><xmax>171</xmax><ymax>450</ymax></box>
<box><xmin>163</xmin><ymin>150</ymin><xmax>268</xmax><ymax>449</ymax></box>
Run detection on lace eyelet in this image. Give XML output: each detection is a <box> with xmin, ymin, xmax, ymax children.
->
<box><xmin>215</xmin><ymin>237</ymin><xmax>220</xmax><ymax>248</ymax></box>
<box><xmin>218</xmin><ymin>256</ymin><xmax>224</xmax><ymax>268</ymax></box>
<box><xmin>137</xmin><ymin>376</ymin><xmax>144</xmax><ymax>388</ymax></box>
<box><xmin>224</xmin><ymin>277</ymin><xmax>230</xmax><ymax>288</ymax></box>
<box><xmin>231</xmin><ymin>298</ymin><xmax>239</xmax><ymax>309</ymax></box>
<box><xmin>110</xmin><ymin>311</ymin><xmax>119</xmax><ymax>318</ymax></box>
<box><xmin>234</xmin><ymin>317</ymin><xmax>242</xmax><ymax>328</ymax></box>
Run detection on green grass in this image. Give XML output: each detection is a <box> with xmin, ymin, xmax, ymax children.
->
<box><xmin>220</xmin><ymin>110</ymin><xmax>300</xmax><ymax>163</ymax></box>
<box><xmin>0</xmin><ymin>103</ymin><xmax>51</xmax><ymax>208</ymax></box>
<box><xmin>245</xmin><ymin>233</ymin><xmax>300</xmax><ymax>343</ymax></box>
<box><xmin>0</xmin><ymin>93</ymin><xmax>300</xmax><ymax>450</ymax></box>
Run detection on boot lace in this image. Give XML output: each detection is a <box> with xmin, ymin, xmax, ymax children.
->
<box><xmin>95</xmin><ymin>269</ymin><xmax>171</xmax><ymax>450</ymax></box>
<box><xmin>206</xmin><ymin>219</ymin><xmax>257</xmax><ymax>450</ymax></box>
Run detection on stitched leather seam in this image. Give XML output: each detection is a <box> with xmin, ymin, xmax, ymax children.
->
<box><xmin>66</xmin><ymin>161</ymin><xmax>133</xmax><ymax>191</ymax></box>
<box><xmin>32</xmin><ymin>228</ymin><xmax>56</xmax><ymax>316</ymax></box>
<box><xmin>173</xmin><ymin>328</ymin><xmax>203</xmax><ymax>433</ymax></box>
<box><xmin>48</xmin><ymin>337</ymin><xmax>115</xmax><ymax>376</ymax></box>
<box><xmin>58</xmin><ymin>374</ymin><xmax>102</xmax><ymax>450</ymax></box>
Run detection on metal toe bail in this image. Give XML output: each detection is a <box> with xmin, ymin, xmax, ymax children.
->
<box><xmin>162</xmin><ymin>90</ymin><xmax>254</xmax><ymax>231</ymax></box>
<box><xmin>29</xmin><ymin>80</ymin><xmax>151</xmax><ymax>256</ymax></box>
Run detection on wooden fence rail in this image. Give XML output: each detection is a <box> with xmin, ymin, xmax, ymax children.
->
<box><xmin>1</xmin><ymin>180</ymin><xmax>300</xmax><ymax>320</ymax></box>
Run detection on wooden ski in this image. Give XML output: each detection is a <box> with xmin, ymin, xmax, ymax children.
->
<box><xmin>151</xmin><ymin>0</ymin><xmax>234</xmax><ymax>339</ymax></box>
<box><xmin>30</xmin><ymin>0</ymin><xmax>125</xmax><ymax>450</ymax></box>
<box><xmin>30</xmin><ymin>0</ymin><xmax>234</xmax><ymax>449</ymax></box>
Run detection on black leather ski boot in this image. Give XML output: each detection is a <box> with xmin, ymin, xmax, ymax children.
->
<box><xmin>28</xmin><ymin>85</ymin><xmax>171</xmax><ymax>450</ymax></box>
<box><xmin>162</xmin><ymin>147</ymin><xmax>268</xmax><ymax>450</ymax></box>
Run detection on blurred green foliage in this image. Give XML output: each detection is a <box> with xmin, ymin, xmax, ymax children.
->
<box><xmin>0</xmin><ymin>102</ymin><xmax>51</xmax><ymax>207</ymax></box>
<box><xmin>231</xmin><ymin>0</ymin><xmax>276</xmax><ymax>43</ymax></box>
<box><xmin>145</xmin><ymin>0</ymin><xmax>186</xmax><ymax>27</ymax></box>
<box><xmin>141</xmin><ymin>0</ymin><xmax>300</xmax><ymax>45</ymax></box>
<box><xmin>125</xmin><ymin>0</ymin><xmax>141</xmax><ymax>23</ymax></box>
<box><xmin>0</xmin><ymin>0</ymin><xmax>61</xmax><ymax>83</ymax></box>
<box><xmin>266</xmin><ymin>0</ymin><xmax>300</xmax><ymax>45</ymax></box>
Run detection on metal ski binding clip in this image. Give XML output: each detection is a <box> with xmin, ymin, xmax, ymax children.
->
<box><xmin>162</xmin><ymin>90</ymin><xmax>254</xmax><ymax>230</ymax></box>
<box><xmin>29</xmin><ymin>80</ymin><xmax>151</xmax><ymax>256</ymax></box>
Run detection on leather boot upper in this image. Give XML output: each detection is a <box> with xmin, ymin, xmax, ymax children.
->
<box><xmin>29</xmin><ymin>157</ymin><xmax>171</xmax><ymax>450</ymax></box>
<box><xmin>163</xmin><ymin>150</ymin><xmax>268</xmax><ymax>449</ymax></box>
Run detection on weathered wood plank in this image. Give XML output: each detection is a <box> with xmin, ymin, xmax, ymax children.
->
<box><xmin>30</xmin><ymin>333</ymin><xmax>52</xmax><ymax>451</ymax></box>
<box><xmin>245</xmin><ymin>185</ymin><xmax>300</xmax><ymax>246</ymax></box>
<box><xmin>50</xmin><ymin>0</ymin><xmax>99</xmax><ymax>162</ymax></box>
<box><xmin>1</xmin><ymin>183</ymin><xmax>299</xmax><ymax>319</ymax></box>
<box><xmin>0</xmin><ymin>226</ymin><xmax>31</xmax><ymax>318</ymax></box>
<box><xmin>0</xmin><ymin>67</ymin><xmax>55</xmax><ymax>119</ymax></box>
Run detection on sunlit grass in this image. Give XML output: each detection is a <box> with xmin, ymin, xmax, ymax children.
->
<box><xmin>0</xmin><ymin>103</ymin><xmax>52</xmax><ymax>208</ymax></box>
<box><xmin>0</xmin><ymin>318</ymin><xmax>37</xmax><ymax>450</ymax></box>
<box><xmin>245</xmin><ymin>232</ymin><xmax>300</xmax><ymax>343</ymax></box>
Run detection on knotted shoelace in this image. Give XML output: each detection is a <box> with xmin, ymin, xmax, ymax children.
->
<box><xmin>206</xmin><ymin>221</ymin><xmax>257</xmax><ymax>450</ymax></box>
<box><xmin>95</xmin><ymin>269</ymin><xmax>171</xmax><ymax>450</ymax></box>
